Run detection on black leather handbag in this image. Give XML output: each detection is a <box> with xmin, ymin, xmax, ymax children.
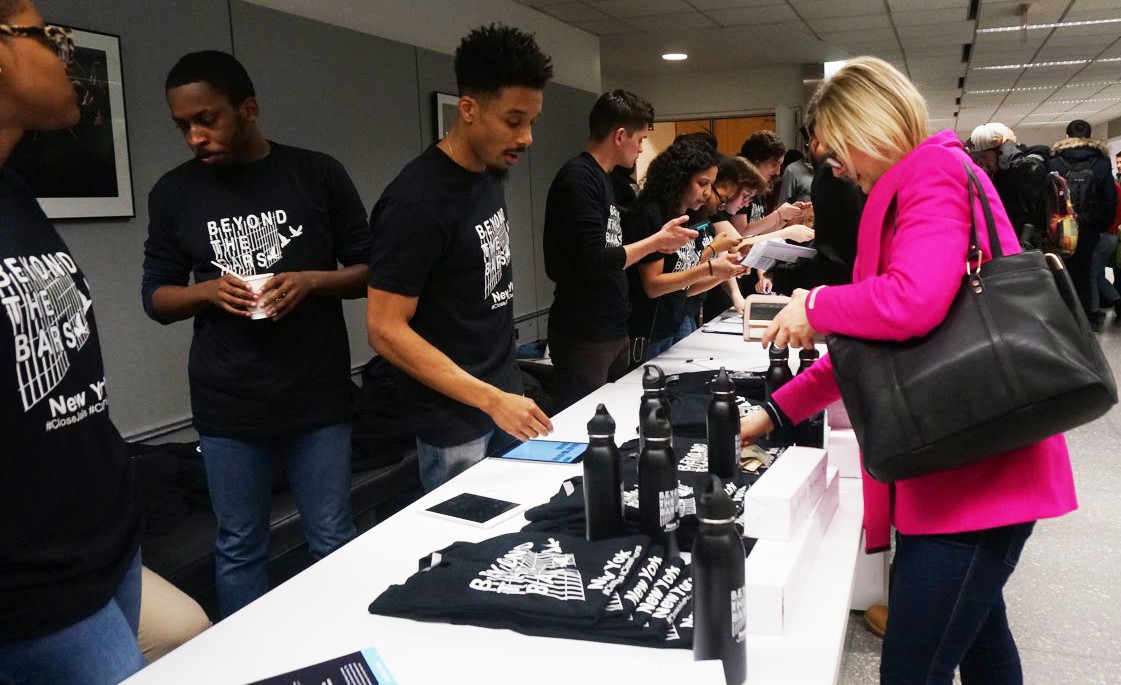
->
<box><xmin>826</xmin><ymin>164</ymin><xmax>1117</xmax><ymax>483</ymax></box>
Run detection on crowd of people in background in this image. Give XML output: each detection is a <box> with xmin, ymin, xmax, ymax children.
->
<box><xmin>0</xmin><ymin>0</ymin><xmax>1100</xmax><ymax>681</ymax></box>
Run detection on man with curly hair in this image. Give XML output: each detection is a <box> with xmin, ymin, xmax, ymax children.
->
<box><xmin>366</xmin><ymin>25</ymin><xmax>554</xmax><ymax>490</ymax></box>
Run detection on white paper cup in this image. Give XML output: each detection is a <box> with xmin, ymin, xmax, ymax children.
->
<box><xmin>241</xmin><ymin>272</ymin><xmax>274</xmax><ymax>320</ymax></box>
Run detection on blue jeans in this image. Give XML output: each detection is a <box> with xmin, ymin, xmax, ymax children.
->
<box><xmin>200</xmin><ymin>423</ymin><xmax>357</xmax><ymax>618</ymax></box>
<box><xmin>417</xmin><ymin>430</ymin><xmax>496</xmax><ymax>492</ymax></box>
<box><xmin>0</xmin><ymin>550</ymin><xmax>144</xmax><ymax>685</ymax></box>
<box><xmin>644</xmin><ymin>335</ymin><xmax>677</xmax><ymax>362</ymax></box>
<box><xmin>674</xmin><ymin>314</ymin><xmax>698</xmax><ymax>342</ymax></box>
<box><xmin>881</xmin><ymin>522</ymin><xmax>1035</xmax><ymax>685</ymax></box>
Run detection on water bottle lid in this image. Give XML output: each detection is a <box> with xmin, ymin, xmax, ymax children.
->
<box><xmin>769</xmin><ymin>342</ymin><xmax>789</xmax><ymax>359</ymax></box>
<box><xmin>799</xmin><ymin>347</ymin><xmax>819</xmax><ymax>360</ymax></box>
<box><xmin>587</xmin><ymin>403</ymin><xmax>616</xmax><ymax>438</ymax></box>
<box><xmin>642</xmin><ymin>364</ymin><xmax>666</xmax><ymax>391</ymax></box>
<box><xmin>710</xmin><ymin>367</ymin><xmax>735</xmax><ymax>395</ymax></box>
<box><xmin>696</xmin><ymin>474</ymin><xmax>736</xmax><ymax>522</ymax></box>
<box><xmin>641</xmin><ymin>405</ymin><xmax>672</xmax><ymax>441</ymax></box>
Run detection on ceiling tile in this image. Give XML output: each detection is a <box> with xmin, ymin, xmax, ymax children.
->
<box><xmin>688</xmin><ymin>0</ymin><xmax>785</xmax><ymax>8</ymax></box>
<box><xmin>706</xmin><ymin>4</ymin><xmax>798</xmax><ymax>26</ymax></box>
<box><xmin>888</xmin><ymin>0</ymin><xmax>972</xmax><ymax>10</ymax></box>
<box><xmin>626</xmin><ymin>12</ymin><xmax>718</xmax><ymax>31</ymax></box>
<box><xmin>979</xmin><ymin>0</ymin><xmax>1068</xmax><ymax>25</ymax></box>
<box><xmin>570</xmin><ymin>17</ymin><xmax>635</xmax><ymax>35</ymax></box>
<box><xmin>591</xmin><ymin>0</ymin><xmax>693</xmax><ymax>18</ymax></box>
<box><xmin>789</xmin><ymin>0</ymin><xmax>885</xmax><ymax>20</ymax></box>
<box><xmin>891</xmin><ymin>7</ymin><xmax>972</xmax><ymax>26</ymax></box>
<box><xmin>538</xmin><ymin>2</ymin><xmax>612</xmax><ymax>22</ymax></box>
<box><xmin>807</xmin><ymin>13</ymin><xmax>889</xmax><ymax>33</ymax></box>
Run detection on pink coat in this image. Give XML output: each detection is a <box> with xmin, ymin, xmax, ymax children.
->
<box><xmin>772</xmin><ymin>130</ymin><xmax>1078</xmax><ymax>552</ymax></box>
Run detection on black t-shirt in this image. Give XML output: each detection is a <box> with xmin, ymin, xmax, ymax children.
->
<box><xmin>367</xmin><ymin>145</ymin><xmax>521</xmax><ymax>446</ymax></box>
<box><xmin>142</xmin><ymin>143</ymin><xmax>371</xmax><ymax>439</ymax></box>
<box><xmin>0</xmin><ymin>167</ymin><xmax>141</xmax><ymax>641</ymax></box>
<box><xmin>544</xmin><ymin>152</ymin><xmax>628</xmax><ymax>341</ymax></box>
<box><xmin>685</xmin><ymin>214</ymin><xmax>718</xmax><ymax>320</ymax></box>
<box><xmin>625</xmin><ymin>202</ymin><xmax>702</xmax><ymax>341</ymax></box>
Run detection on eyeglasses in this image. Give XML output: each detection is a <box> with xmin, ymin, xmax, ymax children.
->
<box><xmin>821</xmin><ymin>154</ymin><xmax>843</xmax><ymax>171</ymax></box>
<box><xmin>0</xmin><ymin>24</ymin><xmax>75</xmax><ymax>65</ymax></box>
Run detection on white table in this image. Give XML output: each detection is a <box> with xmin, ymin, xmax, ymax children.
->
<box><xmin>124</xmin><ymin>322</ymin><xmax>867</xmax><ymax>685</ymax></box>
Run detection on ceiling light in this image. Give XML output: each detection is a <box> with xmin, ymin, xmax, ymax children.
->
<box><xmin>662</xmin><ymin>53</ymin><xmax>688</xmax><ymax>61</ymax></box>
<box><xmin>976</xmin><ymin>59</ymin><xmax>1087</xmax><ymax>70</ymax></box>
<box><xmin>965</xmin><ymin>79</ymin><xmax>1121</xmax><ymax>95</ymax></box>
<box><xmin>978</xmin><ymin>17</ymin><xmax>1121</xmax><ymax>33</ymax></box>
<box><xmin>1046</xmin><ymin>98</ymin><xmax>1118</xmax><ymax>105</ymax></box>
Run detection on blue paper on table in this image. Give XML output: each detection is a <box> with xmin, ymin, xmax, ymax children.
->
<box><xmin>497</xmin><ymin>440</ymin><xmax>587</xmax><ymax>464</ymax></box>
<box><xmin>249</xmin><ymin>647</ymin><xmax>396</xmax><ymax>685</ymax></box>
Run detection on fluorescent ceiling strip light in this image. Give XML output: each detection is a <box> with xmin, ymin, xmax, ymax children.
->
<box><xmin>965</xmin><ymin>80</ymin><xmax>1121</xmax><ymax>95</ymax></box>
<box><xmin>977</xmin><ymin>60</ymin><xmax>1087</xmax><ymax>70</ymax></box>
<box><xmin>978</xmin><ymin>17</ymin><xmax>1121</xmax><ymax>33</ymax></box>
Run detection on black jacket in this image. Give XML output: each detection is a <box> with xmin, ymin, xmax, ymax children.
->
<box><xmin>1047</xmin><ymin>137</ymin><xmax>1118</xmax><ymax>235</ymax></box>
<box><xmin>990</xmin><ymin>142</ymin><xmax>1050</xmax><ymax>247</ymax></box>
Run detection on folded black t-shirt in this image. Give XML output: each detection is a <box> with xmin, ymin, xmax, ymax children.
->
<box><xmin>370</xmin><ymin>532</ymin><xmax>695</xmax><ymax>648</ymax></box>
<box><xmin>367</xmin><ymin>145</ymin><xmax>522</xmax><ymax>446</ymax></box>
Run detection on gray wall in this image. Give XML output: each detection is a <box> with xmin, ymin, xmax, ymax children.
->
<box><xmin>32</xmin><ymin>0</ymin><xmax>596</xmax><ymax>440</ymax></box>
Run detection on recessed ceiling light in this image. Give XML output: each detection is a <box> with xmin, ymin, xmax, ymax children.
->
<box><xmin>976</xmin><ymin>59</ymin><xmax>1087</xmax><ymax>70</ymax></box>
<box><xmin>662</xmin><ymin>53</ymin><xmax>688</xmax><ymax>61</ymax></box>
<box><xmin>965</xmin><ymin>80</ymin><xmax>1121</xmax><ymax>95</ymax></box>
<box><xmin>978</xmin><ymin>17</ymin><xmax>1121</xmax><ymax>33</ymax></box>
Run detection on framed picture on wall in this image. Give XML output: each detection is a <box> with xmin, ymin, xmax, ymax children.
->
<box><xmin>8</xmin><ymin>27</ymin><xmax>134</xmax><ymax>219</ymax></box>
<box><xmin>434</xmin><ymin>92</ymin><xmax>459</xmax><ymax>141</ymax></box>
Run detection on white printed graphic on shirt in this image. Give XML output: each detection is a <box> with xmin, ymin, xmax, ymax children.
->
<box><xmin>468</xmin><ymin>537</ymin><xmax>586</xmax><ymax>602</ymax></box>
<box><xmin>606</xmin><ymin>204</ymin><xmax>622</xmax><ymax>247</ymax></box>
<box><xmin>206</xmin><ymin>209</ymin><xmax>303</xmax><ymax>276</ymax></box>
<box><xmin>671</xmin><ymin>241</ymin><xmax>701</xmax><ymax>275</ymax></box>
<box><xmin>0</xmin><ymin>253</ymin><xmax>95</xmax><ymax>414</ymax></box>
<box><xmin>475</xmin><ymin>208</ymin><xmax>512</xmax><ymax>308</ymax></box>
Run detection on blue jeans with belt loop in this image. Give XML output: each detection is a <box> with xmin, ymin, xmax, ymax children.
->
<box><xmin>880</xmin><ymin>522</ymin><xmax>1035</xmax><ymax>684</ymax></box>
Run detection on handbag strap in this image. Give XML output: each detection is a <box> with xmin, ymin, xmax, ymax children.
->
<box><xmin>963</xmin><ymin>163</ymin><xmax>1005</xmax><ymax>262</ymax></box>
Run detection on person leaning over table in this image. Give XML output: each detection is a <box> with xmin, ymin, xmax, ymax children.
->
<box><xmin>738</xmin><ymin>57</ymin><xmax>1077</xmax><ymax>685</ymax></box>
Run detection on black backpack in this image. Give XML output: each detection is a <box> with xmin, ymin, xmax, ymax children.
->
<box><xmin>1054</xmin><ymin>157</ymin><xmax>1102</xmax><ymax>229</ymax></box>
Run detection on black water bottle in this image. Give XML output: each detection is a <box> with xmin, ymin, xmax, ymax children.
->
<box><xmin>764</xmin><ymin>344</ymin><xmax>794</xmax><ymax>401</ymax></box>
<box><xmin>583</xmin><ymin>404</ymin><xmax>625</xmax><ymax>541</ymax></box>
<box><xmin>796</xmin><ymin>347</ymin><xmax>819</xmax><ymax>375</ymax></box>
<box><xmin>638</xmin><ymin>406</ymin><xmax>680</xmax><ymax>558</ymax></box>
<box><xmin>707</xmin><ymin>368</ymin><xmax>740</xmax><ymax>481</ymax></box>
<box><xmin>794</xmin><ymin>349</ymin><xmax>825</xmax><ymax>448</ymax></box>
<box><xmin>692</xmin><ymin>474</ymin><xmax>747</xmax><ymax>685</ymax></box>
<box><xmin>639</xmin><ymin>364</ymin><xmax>672</xmax><ymax>451</ymax></box>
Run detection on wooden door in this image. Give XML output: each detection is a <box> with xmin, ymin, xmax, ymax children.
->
<box><xmin>714</xmin><ymin>116</ymin><xmax>776</xmax><ymax>157</ymax></box>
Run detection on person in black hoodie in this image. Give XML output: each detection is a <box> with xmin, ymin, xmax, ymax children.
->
<box><xmin>969</xmin><ymin>123</ymin><xmax>1051</xmax><ymax>250</ymax></box>
<box><xmin>0</xmin><ymin>2</ymin><xmax>143</xmax><ymax>682</ymax></box>
<box><xmin>1048</xmin><ymin>119</ymin><xmax>1119</xmax><ymax>331</ymax></box>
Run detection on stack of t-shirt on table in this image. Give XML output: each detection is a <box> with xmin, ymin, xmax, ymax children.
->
<box><xmin>368</xmin><ymin>532</ymin><xmax>695</xmax><ymax>648</ymax></box>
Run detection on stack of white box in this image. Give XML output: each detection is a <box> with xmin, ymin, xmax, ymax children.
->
<box><xmin>739</xmin><ymin>447</ymin><xmax>839</xmax><ymax>635</ymax></box>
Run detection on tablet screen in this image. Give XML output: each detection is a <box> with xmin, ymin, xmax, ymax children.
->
<box><xmin>749</xmin><ymin>302</ymin><xmax>785</xmax><ymax>322</ymax></box>
<box><xmin>498</xmin><ymin>440</ymin><xmax>586</xmax><ymax>464</ymax></box>
<box><xmin>426</xmin><ymin>493</ymin><xmax>520</xmax><ymax>524</ymax></box>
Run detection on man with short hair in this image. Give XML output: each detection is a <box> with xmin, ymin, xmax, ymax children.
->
<box><xmin>544</xmin><ymin>90</ymin><xmax>697</xmax><ymax>409</ymax></box>
<box><xmin>1049</xmin><ymin>119</ymin><xmax>1119</xmax><ymax>331</ymax></box>
<box><xmin>142</xmin><ymin>50</ymin><xmax>370</xmax><ymax>617</ymax></box>
<box><xmin>732</xmin><ymin>131</ymin><xmax>806</xmax><ymax>236</ymax></box>
<box><xmin>366</xmin><ymin>25</ymin><xmax>554</xmax><ymax>491</ymax></box>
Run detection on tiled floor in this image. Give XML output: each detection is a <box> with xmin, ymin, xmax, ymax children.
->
<box><xmin>837</xmin><ymin>322</ymin><xmax>1121</xmax><ymax>683</ymax></box>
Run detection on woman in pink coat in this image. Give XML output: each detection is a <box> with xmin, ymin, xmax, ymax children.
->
<box><xmin>739</xmin><ymin>57</ymin><xmax>1077</xmax><ymax>685</ymax></box>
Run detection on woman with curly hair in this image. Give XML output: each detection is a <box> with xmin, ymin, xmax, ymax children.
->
<box><xmin>624</xmin><ymin>138</ymin><xmax>746</xmax><ymax>361</ymax></box>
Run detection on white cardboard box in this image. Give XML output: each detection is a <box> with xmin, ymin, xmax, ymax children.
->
<box><xmin>827</xmin><ymin>428</ymin><xmax>862</xmax><ymax>479</ymax></box>
<box><xmin>744</xmin><ymin>467</ymin><xmax>840</xmax><ymax>635</ymax></box>
<box><xmin>740</xmin><ymin>446</ymin><xmax>828</xmax><ymax>541</ymax></box>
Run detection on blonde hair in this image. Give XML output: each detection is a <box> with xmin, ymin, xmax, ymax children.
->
<box><xmin>808</xmin><ymin>56</ymin><xmax>930</xmax><ymax>171</ymax></box>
